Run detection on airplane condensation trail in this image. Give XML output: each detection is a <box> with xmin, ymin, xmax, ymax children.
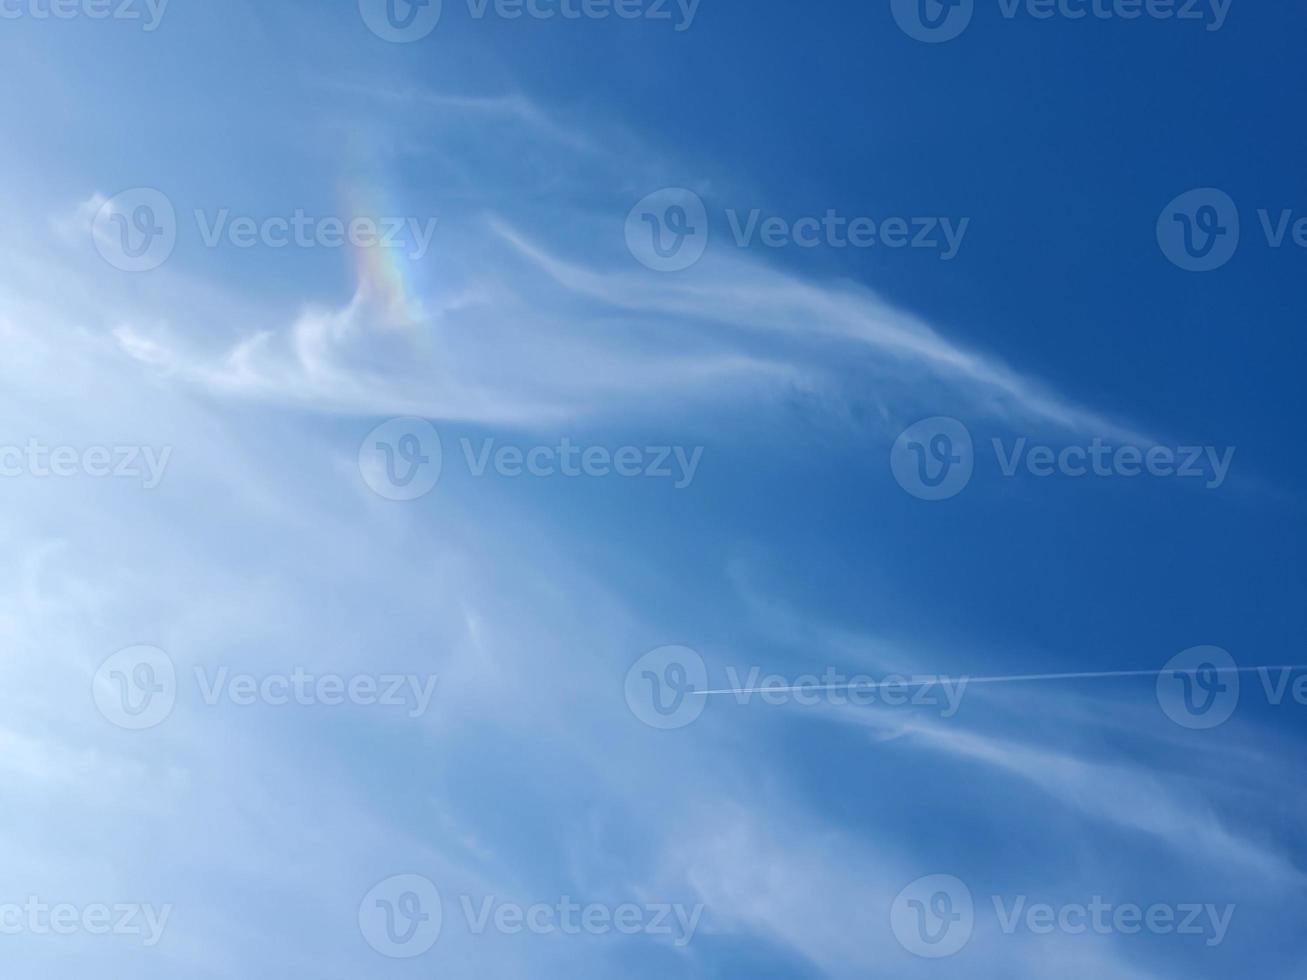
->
<box><xmin>693</xmin><ymin>665</ymin><xmax>1305</xmax><ymax>698</ymax></box>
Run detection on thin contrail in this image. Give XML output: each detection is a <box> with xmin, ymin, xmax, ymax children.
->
<box><xmin>693</xmin><ymin>665</ymin><xmax>1304</xmax><ymax>698</ymax></box>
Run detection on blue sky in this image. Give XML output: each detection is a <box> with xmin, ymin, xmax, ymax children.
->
<box><xmin>0</xmin><ymin>1</ymin><xmax>1304</xmax><ymax>977</ymax></box>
